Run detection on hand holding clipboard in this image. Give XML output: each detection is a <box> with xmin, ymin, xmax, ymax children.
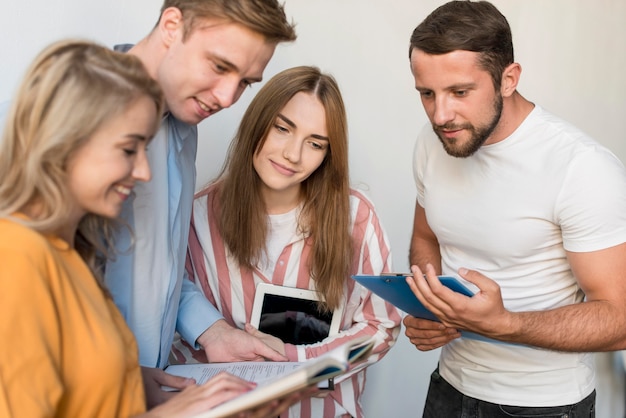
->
<box><xmin>352</xmin><ymin>273</ymin><xmax>501</xmax><ymax>343</ymax></box>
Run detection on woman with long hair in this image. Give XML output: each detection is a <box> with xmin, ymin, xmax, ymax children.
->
<box><xmin>173</xmin><ymin>66</ymin><xmax>402</xmax><ymax>417</ymax></box>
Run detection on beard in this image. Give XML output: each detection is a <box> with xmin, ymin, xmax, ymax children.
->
<box><xmin>433</xmin><ymin>93</ymin><xmax>503</xmax><ymax>158</ymax></box>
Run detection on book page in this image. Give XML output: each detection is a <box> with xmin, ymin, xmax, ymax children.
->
<box><xmin>164</xmin><ymin>362</ymin><xmax>302</xmax><ymax>390</ymax></box>
<box><xmin>189</xmin><ymin>337</ymin><xmax>374</xmax><ymax>418</ymax></box>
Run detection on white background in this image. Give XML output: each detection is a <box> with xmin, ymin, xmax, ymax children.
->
<box><xmin>2</xmin><ymin>0</ymin><xmax>625</xmax><ymax>416</ymax></box>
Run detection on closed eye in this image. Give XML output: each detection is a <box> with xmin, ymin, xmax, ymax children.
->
<box><xmin>418</xmin><ymin>90</ymin><xmax>433</xmax><ymax>99</ymax></box>
<box><xmin>308</xmin><ymin>139</ymin><xmax>328</xmax><ymax>151</ymax></box>
<box><xmin>274</xmin><ymin>123</ymin><xmax>289</xmax><ymax>134</ymax></box>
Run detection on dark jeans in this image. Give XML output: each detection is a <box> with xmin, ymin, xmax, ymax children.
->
<box><xmin>423</xmin><ymin>368</ymin><xmax>596</xmax><ymax>418</ymax></box>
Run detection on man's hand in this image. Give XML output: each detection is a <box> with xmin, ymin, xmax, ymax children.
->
<box><xmin>405</xmin><ymin>263</ymin><xmax>510</xmax><ymax>339</ymax></box>
<box><xmin>141</xmin><ymin>366</ymin><xmax>195</xmax><ymax>409</ymax></box>
<box><xmin>244</xmin><ymin>323</ymin><xmax>286</xmax><ymax>356</ymax></box>
<box><xmin>403</xmin><ymin>316</ymin><xmax>460</xmax><ymax>351</ymax></box>
<box><xmin>197</xmin><ymin>319</ymin><xmax>287</xmax><ymax>363</ymax></box>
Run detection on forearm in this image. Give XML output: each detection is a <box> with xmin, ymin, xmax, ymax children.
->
<box><xmin>409</xmin><ymin>201</ymin><xmax>441</xmax><ymax>273</ymax></box>
<box><xmin>409</xmin><ymin>236</ymin><xmax>441</xmax><ymax>273</ymax></box>
<box><xmin>176</xmin><ymin>278</ymin><xmax>223</xmax><ymax>348</ymax></box>
<box><xmin>494</xmin><ymin>300</ymin><xmax>626</xmax><ymax>352</ymax></box>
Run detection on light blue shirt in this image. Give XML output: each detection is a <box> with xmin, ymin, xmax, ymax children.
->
<box><xmin>104</xmin><ymin>113</ymin><xmax>222</xmax><ymax>368</ymax></box>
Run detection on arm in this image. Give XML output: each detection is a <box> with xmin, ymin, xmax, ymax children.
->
<box><xmin>404</xmin><ymin>200</ymin><xmax>460</xmax><ymax>351</ymax></box>
<box><xmin>176</xmin><ymin>274</ymin><xmax>223</xmax><ymax>349</ymax></box>
<box><xmin>406</xmin><ymin>243</ymin><xmax>626</xmax><ymax>351</ymax></box>
<box><xmin>409</xmin><ymin>200</ymin><xmax>441</xmax><ymax>273</ymax></box>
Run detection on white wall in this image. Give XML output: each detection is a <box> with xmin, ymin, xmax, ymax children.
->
<box><xmin>2</xmin><ymin>1</ymin><xmax>625</xmax><ymax>416</ymax></box>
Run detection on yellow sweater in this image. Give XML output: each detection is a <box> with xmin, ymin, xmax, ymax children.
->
<box><xmin>0</xmin><ymin>218</ymin><xmax>146</xmax><ymax>417</ymax></box>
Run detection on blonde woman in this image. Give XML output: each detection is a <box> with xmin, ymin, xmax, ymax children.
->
<box><xmin>0</xmin><ymin>39</ymin><xmax>294</xmax><ymax>418</ymax></box>
<box><xmin>173</xmin><ymin>66</ymin><xmax>403</xmax><ymax>418</ymax></box>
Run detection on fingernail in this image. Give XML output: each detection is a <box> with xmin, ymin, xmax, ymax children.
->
<box><xmin>459</xmin><ymin>268</ymin><xmax>468</xmax><ymax>275</ymax></box>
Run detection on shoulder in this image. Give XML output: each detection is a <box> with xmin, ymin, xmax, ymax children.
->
<box><xmin>349</xmin><ymin>188</ymin><xmax>376</xmax><ymax>209</ymax></box>
<box><xmin>193</xmin><ymin>183</ymin><xmax>218</xmax><ymax>210</ymax></box>
<box><xmin>0</xmin><ymin>218</ymin><xmax>48</xmax><ymax>249</ymax></box>
<box><xmin>529</xmin><ymin>107</ymin><xmax>609</xmax><ymax>153</ymax></box>
<box><xmin>349</xmin><ymin>188</ymin><xmax>382</xmax><ymax>222</ymax></box>
<box><xmin>0</xmin><ymin>218</ymin><xmax>54</xmax><ymax>271</ymax></box>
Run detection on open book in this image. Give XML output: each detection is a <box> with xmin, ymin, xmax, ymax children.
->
<box><xmin>167</xmin><ymin>336</ymin><xmax>375</xmax><ymax>418</ymax></box>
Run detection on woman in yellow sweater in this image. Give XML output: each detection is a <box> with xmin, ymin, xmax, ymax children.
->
<box><xmin>0</xmin><ymin>40</ymin><xmax>282</xmax><ymax>418</ymax></box>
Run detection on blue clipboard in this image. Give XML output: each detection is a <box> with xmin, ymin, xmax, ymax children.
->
<box><xmin>351</xmin><ymin>274</ymin><xmax>473</xmax><ymax>322</ymax></box>
<box><xmin>352</xmin><ymin>274</ymin><xmax>497</xmax><ymax>343</ymax></box>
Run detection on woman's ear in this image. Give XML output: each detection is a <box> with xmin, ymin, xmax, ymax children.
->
<box><xmin>157</xmin><ymin>7</ymin><xmax>184</xmax><ymax>47</ymax></box>
<box><xmin>500</xmin><ymin>62</ymin><xmax>522</xmax><ymax>98</ymax></box>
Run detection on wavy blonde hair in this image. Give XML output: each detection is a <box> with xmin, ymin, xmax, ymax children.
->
<box><xmin>207</xmin><ymin>66</ymin><xmax>351</xmax><ymax>310</ymax></box>
<box><xmin>0</xmin><ymin>39</ymin><xmax>163</xmax><ymax>282</ymax></box>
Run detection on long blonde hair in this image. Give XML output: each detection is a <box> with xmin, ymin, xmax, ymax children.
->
<box><xmin>209</xmin><ymin>66</ymin><xmax>351</xmax><ymax>310</ymax></box>
<box><xmin>0</xmin><ymin>39</ymin><xmax>163</xmax><ymax>280</ymax></box>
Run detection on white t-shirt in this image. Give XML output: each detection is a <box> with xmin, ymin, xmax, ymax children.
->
<box><xmin>413</xmin><ymin>105</ymin><xmax>626</xmax><ymax>406</ymax></box>
<box><xmin>259</xmin><ymin>206</ymin><xmax>299</xmax><ymax>275</ymax></box>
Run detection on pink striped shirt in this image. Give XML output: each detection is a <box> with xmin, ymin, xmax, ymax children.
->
<box><xmin>172</xmin><ymin>185</ymin><xmax>402</xmax><ymax>417</ymax></box>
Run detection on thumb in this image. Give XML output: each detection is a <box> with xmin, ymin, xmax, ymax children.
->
<box><xmin>244</xmin><ymin>323</ymin><xmax>261</xmax><ymax>335</ymax></box>
<box><xmin>157</xmin><ymin>370</ymin><xmax>195</xmax><ymax>389</ymax></box>
<box><xmin>458</xmin><ymin>267</ymin><xmax>498</xmax><ymax>294</ymax></box>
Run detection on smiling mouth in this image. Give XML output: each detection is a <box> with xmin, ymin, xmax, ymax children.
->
<box><xmin>196</xmin><ymin>98</ymin><xmax>216</xmax><ymax>113</ymax></box>
<box><xmin>271</xmin><ymin>160</ymin><xmax>297</xmax><ymax>175</ymax></box>
<box><xmin>113</xmin><ymin>185</ymin><xmax>132</xmax><ymax>196</ymax></box>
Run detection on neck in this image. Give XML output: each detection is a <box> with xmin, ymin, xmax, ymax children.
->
<box><xmin>128</xmin><ymin>33</ymin><xmax>164</xmax><ymax>87</ymax></box>
<box><xmin>262</xmin><ymin>188</ymin><xmax>301</xmax><ymax>215</ymax></box>
<box><xmin>486</xmin><ymin>91</ymin><xmax>535</xmax><ymax>145</ymax></box>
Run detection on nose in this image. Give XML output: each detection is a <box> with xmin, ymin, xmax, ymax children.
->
<box><xmin>283</xmin><ymin>139</ymin><xmax>302</xmax><ymax>163</ymax></box>
<box><xmin>432</xmin><ymin>96</ymin><xmax>454</xmax><ymax>127</ymax></box>
<box><xmin>212</xmin><ymin>77</ymin><xmax>244</xmax><ymax>110</ymax></box>
<box><xmin>133</xmin><ymin>148</ymin><xmax>152</xmax><ymax>182</ymax></box>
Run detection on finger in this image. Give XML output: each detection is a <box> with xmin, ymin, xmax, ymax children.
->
<box><xmin>244</xmin><ymin>326</ymin><xmax>288</xmax><ymax>361</ymax></box>
<box><xmin>403</xmin><ymin>315</ymin><xmax>448</xmax><ymax>330</ymax></box>
<box><xmin>244</xmin><ymin>323</ymin><xmax>260</xmax><ymax>335</ymax></box>
<box><xmin>254</xmin><ymin>343</ymin><xmax>288</xmax><ymax>362</ymax></box>
<box><xmin>404</xmin><ymin>323</ymin><xmax>458</xmax><ymax>339</ymax></box>
<box><xmin>156</xmin><ymin>370</ymin><xmax>196</xmax><ymax>389</ymax></box>
<box><xmin>405</xmin><ymin>274</ymin><xmax>436</xmax><ymax>309</ymax></box>
<box><xmin>458</xmin><ymin>267</ymin><xmax>494</xmax><ymax>292</ymax></box>
<box><xmin>408</xmin><ymin>339</ymin><xmax>448</xmax><ymax>351</ymax></box>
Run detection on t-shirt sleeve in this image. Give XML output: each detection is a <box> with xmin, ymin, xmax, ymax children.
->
<box><xmin>558</xmin><ymin>145</ymin><xmax>626</xmax><ymax>252</ymax></box>
<box><xmin>413</xmin><ymin>123</ymin><xmax>433</xmax><ymax>207</ymax></box>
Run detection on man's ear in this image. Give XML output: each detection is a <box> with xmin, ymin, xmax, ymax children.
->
<box><xmin>157</xmin><ymin>7</ymin><xmax>184</xmax><ymax>47</ymax></box>
<box><xmin>500</xmin><ymin>62</ymin><xmax>522</xmax><ymax>98</ymax></box>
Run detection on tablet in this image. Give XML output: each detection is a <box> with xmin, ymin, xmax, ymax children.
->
<box><xmin>250</xmin><ymin>283</ymin><xmax>344</xmax><ymax>345</ymax></box>
<box><xmin>351</xmin><ymin>274</ymin><xmax>474</xmax><ymax>322</ymax></box>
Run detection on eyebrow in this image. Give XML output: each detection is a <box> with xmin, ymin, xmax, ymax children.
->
<box><xmin>416</xmin><ymin>82</ymin><xmax>477</xmax><ymax>92</ymax></box>
<box><xmin>126</xmin><ymin>133</ymin><xmax>150</xmax><ymax>142</ymax></box>
<box><xmin>277</xmin><ymin>113</ymin><xmax>330</xmax><ymax>141</ymax></box>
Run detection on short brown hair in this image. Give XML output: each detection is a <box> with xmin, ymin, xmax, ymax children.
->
<box><xmin>409</xmin><ymin>1</ymin><xmax>514</xmax><ymax>89</ymax></box>
<box><xmin>160</xmin><ymin>0</ymin><xmax>296</xmax><ymax>43</ymax></box>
